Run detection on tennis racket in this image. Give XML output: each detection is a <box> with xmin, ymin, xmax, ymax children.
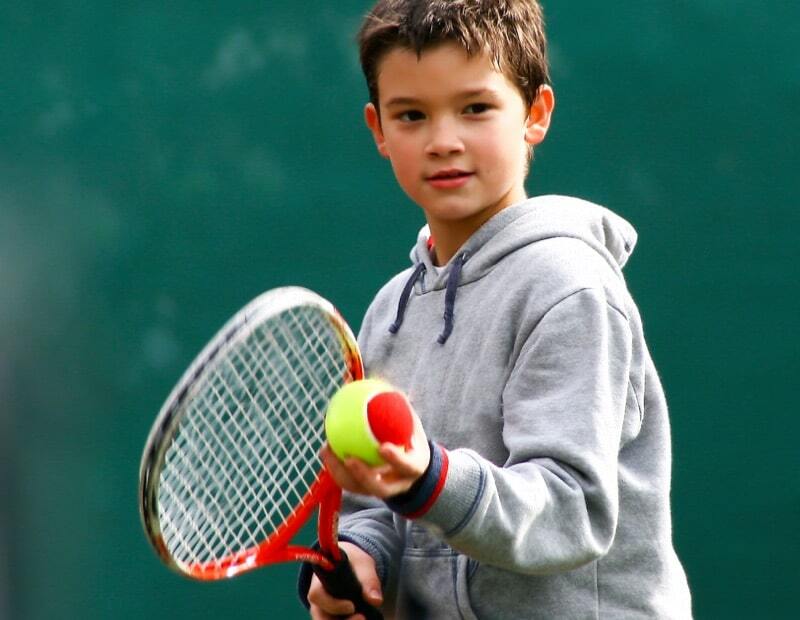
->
<box><xmin>139</xmin><ymin>286</ymin><xmax>382</xmax><ymax>619</ymax></box>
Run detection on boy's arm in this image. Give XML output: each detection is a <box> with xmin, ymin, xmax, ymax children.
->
<box><xmin>395</xmin><ymin>287</ymin><xmax>633</xmax><ymax>573</ymax></box>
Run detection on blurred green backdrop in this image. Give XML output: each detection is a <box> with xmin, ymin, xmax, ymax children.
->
<box><xmin>1</xmin><ymin>1</ymin><xmax>797</xmax><ymax>618</ymax></box>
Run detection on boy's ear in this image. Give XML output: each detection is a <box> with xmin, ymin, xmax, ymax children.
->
<box><xmin>364</xmin><ymin>103</ymin><xmax>390</xmax><ymax>158</ymax></box>
<box><xmin>524</xmin><ymin>85</ymin><xmax>555</xmax><ymax>146</ymax></box>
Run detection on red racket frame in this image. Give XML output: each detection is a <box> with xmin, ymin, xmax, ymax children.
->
<box><xmin>140</xmin><ymin>287</ymin><xmax>364</xmax><ymax>580</ymax></box>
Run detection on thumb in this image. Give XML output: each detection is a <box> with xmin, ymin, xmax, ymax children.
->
<box><xmin>341</xmin><ymin>542</ymin><xmax>383</xmax><ymax>606</ymax></box>
<box><xmin>352</xmin><ymin>558</ymin><xmax>383</xmax><ymax>606</ymax></box>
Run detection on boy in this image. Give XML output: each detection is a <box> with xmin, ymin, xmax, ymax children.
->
<box><xmin>302</xmin><ymin>1</ymin><xmax>692</xmax><ymax>618</ymax></box>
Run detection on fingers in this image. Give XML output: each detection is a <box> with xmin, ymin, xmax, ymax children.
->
<box><xmin>309</xmin><ymin>605</ymin><xmax>366</xmax><ymax>620</ymax></box>
<box><xmin>322</xmin><ymin>445</ymin><xmax>387</xmax><ymax>495</ymax></box>
<box><xmin>308</xmin><ymin>575</ymin><xmax>356</xmax><ymax>618</ymax></box>
<box><xmin>321</xmin><ymin>443</ymin><xmax>391</xmax><ymax>495</ymax></box>
<box><xmin>321</xmin><ymin>445</ymin><xmax>358</xmax><ymax>489</ymax></box>
<box><xmin>378</xmin><ymin>440</ymin><xmax>430</xmax><ymax>476</ymax></box>
<box><xmin>377</xmin><ymin>416</ymin><xmax>431</xmax><ymax>481</ymax></box>
<box><xmin>340</xmin><ymin>542</ymin><xmax>384</xmax><ymax>607</ymax></box>
<box><xmin>381</xmin><ymin>408</ymin><xmax>430</xmax><ymax>469</ymax></box>
<box><xmin>322</xmin><ymin>406</ymin><xmax>431</xmax><ymax>498</ymax></box>
<box><xmin>343</xmin><ymin>455</ymin><xmax>414</xmax><ymax>498</ymax></box>
<box><xmin>340</xmin><ymin>457</ymin><xmax>391</xmax><ymax>496</ymax></box>
<box><xmin>323</xmin><ymin>443</ymin><xmax>430</xmax><ymax>498</ymax></box>
<box><xmin>308</xmin><ymin>543</ymin><xmax>382</xmax><ymax>619</ymax></box>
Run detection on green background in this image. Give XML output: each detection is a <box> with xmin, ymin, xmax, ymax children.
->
<box><xmin>2</xmin><ymin>2</ymin><xmax>797</xmax><ymax>618</ymax></box>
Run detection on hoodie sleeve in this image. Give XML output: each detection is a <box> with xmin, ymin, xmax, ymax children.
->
<box><xmin>402</xmin><ymin>287</ymin><xmax>633</xmax><ymax>573</ymax></box>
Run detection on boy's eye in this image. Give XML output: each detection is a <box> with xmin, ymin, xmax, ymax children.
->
<box><xmin>398</xmin><ymin>110</ymin><xmax>425</xmax><ymax>122</ymax></box>
<box><xmin>464</xmin><ymin>103</ymin><xmax>491</xmax><ymax>114</ymax></box>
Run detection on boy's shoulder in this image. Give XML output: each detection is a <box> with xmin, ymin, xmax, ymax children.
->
<box><xmin>496</xmin><ymin>195</ymin><xmax>638</xmax><ymax>307</ymax></box>
<box><xmin>510</xmin><ymin>234</ymin><xmax>617</xmax><ymax>285</ymax></box>
<box><xmin>492</xmin><ymin>235</ymin><xmax>635</xmax><ymax>325</ymax></box>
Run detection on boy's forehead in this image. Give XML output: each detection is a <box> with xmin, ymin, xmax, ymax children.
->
<box><xmin>375</xmin><ymin>42</ymin><xmax>516</xmax><ymax>102</ymax></box>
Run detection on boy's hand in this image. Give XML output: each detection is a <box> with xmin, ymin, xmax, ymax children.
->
<box><xmin>308</xmin><ymin>542</ymin><xmax>382</xmax><ymax>620</ymax></box>
<box><xmin>322</xmin><ymin>410</ymin><xmax>430</xmax><ymax>498</ymax></box>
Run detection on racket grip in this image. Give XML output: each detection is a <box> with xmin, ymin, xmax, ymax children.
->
<box><xmin>312</xmin><ymin>550</ymin><xmax>384</xmax><ymax>620</ymax></box>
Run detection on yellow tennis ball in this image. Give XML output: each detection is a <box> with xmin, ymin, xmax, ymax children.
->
<box><xmin>325</xmin><ymin>379</ymin><xmax>413</xmax><ymax>466</ymax></box>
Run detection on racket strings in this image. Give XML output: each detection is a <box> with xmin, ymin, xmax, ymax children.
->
<box><xmin>158</xmin><ymin>305</ymin><xmax>352</xmax><ymax>567</ymax></box>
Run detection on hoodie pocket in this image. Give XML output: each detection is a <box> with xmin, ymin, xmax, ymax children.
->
<box><xmin>396</xmin><ymin>524</ymin><xmax>479</xmax><ymax>619</ymax></box>
<box><xmin>455</xmin><ymin>554</ymin><xmax>479</xmax><ymax>620</ymax></box>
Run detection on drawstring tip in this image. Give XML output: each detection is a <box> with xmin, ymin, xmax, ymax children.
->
<box><xmin>435</xmin><ymin>251</ymin><xmax>467</xmax><ymax>345</ymax></box>
<box><xmin>388</xmin><ymin>322</ymin><xmax>400</xmax><ymax>335</ymax></box>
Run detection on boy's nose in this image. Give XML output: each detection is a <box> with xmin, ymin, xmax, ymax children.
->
<box><xmin>424</xmin><ymin>120</ymin><xmax>465</xmax><ymax>157</ymax></box>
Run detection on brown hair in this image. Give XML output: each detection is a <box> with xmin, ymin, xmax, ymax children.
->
<box><xmin>358</xmin><ymin>0</ymin><xmax>550</xmax><ymax>109</ymax></box>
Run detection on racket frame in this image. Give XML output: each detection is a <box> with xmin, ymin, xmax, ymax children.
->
<box><xmin>138</xmin><ymin>287</ymin><xmax>363</xmax><ymax>580</ymax></box>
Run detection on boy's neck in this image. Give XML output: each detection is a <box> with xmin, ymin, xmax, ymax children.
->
<box><xmin>427</xmin><ymin>221</ymin><xmax>472</xmax><ymax>266</ymax></box>
<box><xmin>426</xmin><ymin>196</ymin><xmax>526</xmax><ymax>266</ymax></box>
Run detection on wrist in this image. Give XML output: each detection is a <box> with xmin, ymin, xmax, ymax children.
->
<box><xmin>384</xmin><ymin>441</ymin><xmax>449</xmax><ymax>518</ymax></box>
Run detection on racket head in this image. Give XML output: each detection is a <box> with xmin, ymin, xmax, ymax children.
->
<box><xmin>139</xmin><ymin>287</ymin><xmax>363</xmax><ymax>579</ymax></box>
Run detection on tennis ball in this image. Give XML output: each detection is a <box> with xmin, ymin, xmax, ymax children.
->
<box><xmin>325</xmin><ymin>379</ymin><xmax>414</xmax><ymax>466</ymax></box>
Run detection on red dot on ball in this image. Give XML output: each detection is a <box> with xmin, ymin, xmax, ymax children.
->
<box><xmin>367</xmin><ymin>391</ymin><xmax>413</xmax><ymax>449</ymax></box>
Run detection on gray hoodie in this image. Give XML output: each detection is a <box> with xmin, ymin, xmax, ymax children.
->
<box><xmin>336</xmin><ymin>195</ymin><xmax>692</xmax><ymax>619</ymax></box>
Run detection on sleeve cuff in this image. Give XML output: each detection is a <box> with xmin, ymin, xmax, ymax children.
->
<box><xmin>384</xmin><ymin>441</ymin><xmax>449</xmax><ymax>519</ymax></box>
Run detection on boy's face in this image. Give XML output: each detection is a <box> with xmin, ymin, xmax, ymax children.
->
<box><xmin>365</xmin><ymin>42</ymin><xmax>553</xmax><ymax>251</ymax></box>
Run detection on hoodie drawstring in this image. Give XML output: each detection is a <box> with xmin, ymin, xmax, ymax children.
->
<box><xmin>389</xmin><ymin>251</ymin><xmax>468</xmax><ymax>345</ymax></box>
<box><xmin>437</xmin><ymin>251</ymin><xmax>467</xmax><ymax>344</ymax></box>
<box><xmin>389</xmin><ymin>262</ymin><xmax>426</xmax><ymax>335</ymax></box>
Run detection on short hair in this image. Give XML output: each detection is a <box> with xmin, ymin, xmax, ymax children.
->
<box><xmin>358</xmin><ymin>0</ymin><xmax>550</xmax><ymax>109</ymax></box>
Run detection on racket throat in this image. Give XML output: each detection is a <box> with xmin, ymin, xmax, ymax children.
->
<box><xmin>260</xmin><ymin>546</ymin><xmax>334</xmax><ymax>571</ymax></box>
<box><xmin>317</xmin><ymin>470</ymin><xmax>344</xmax><ymax>562</ymax></box>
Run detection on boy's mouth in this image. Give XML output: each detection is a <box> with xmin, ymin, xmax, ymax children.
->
<box><xmin>427</xmin><ymin>168</ymin><xmax>474</xmax><ymax>188</ymax></box>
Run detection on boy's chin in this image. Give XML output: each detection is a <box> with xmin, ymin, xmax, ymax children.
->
<box><xmin>419</xmin><ymin>198</ymin><xmax>517</xmax><ymax>223</ymax></box>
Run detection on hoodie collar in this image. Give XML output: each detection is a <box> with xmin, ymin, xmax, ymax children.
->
<box><xmin>393</xmin><ymin>195</ymin><xmax>638</xmax><ymax>343</ymax></box>
<box><xmin>410</xmin><ymin>195</ymin><xmax>637</xmax><ymax>291</ymax></box>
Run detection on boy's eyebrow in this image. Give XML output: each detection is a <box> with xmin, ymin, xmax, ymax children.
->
<box><xmin>384</xmin><ymin>88</ymin><xmax>500</xmax><ymax>107</ymax></box>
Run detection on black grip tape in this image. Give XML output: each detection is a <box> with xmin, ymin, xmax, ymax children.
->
<box><xmin>312</xmin><ymin>549</ymin><xmax>383</xmax><ymax>620</ymax></box>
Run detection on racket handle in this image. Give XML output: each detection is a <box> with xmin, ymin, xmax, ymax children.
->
<box><xmin>312</xmin><ymin>550</ymin><xmax>384</xmax><ymax>620</ymax></box>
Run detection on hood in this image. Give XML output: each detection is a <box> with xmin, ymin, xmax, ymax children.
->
<box><xmin>390</xmin><ymin>195</ymin><xmax>638</xmax><ymax>344</ymax></box>
<box><xmin>410</xmin><ymin>195</ymin><xmax>638</xmax><ymax>291</ymax></box>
